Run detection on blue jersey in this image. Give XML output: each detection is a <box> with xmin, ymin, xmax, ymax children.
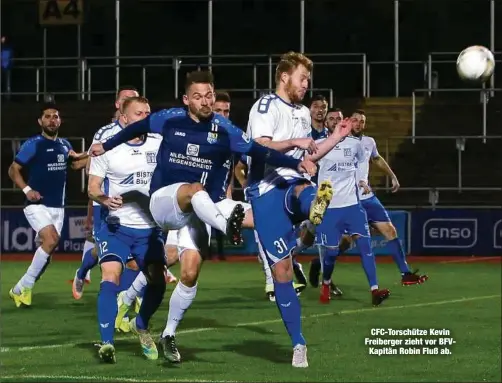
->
<box><xmin>311</xmin><ymin>126</ymin><xmax>328</xmax><ymax>141</ymax></box>
<box><xmin>14</xmin><ymin>134</ymin><xmax>73</xmax><ymax>208</ymax></box>
<box><xmin>102</xmin><ymin>108</ymin><xmax>301</xmax><ymax>203</ymax></box>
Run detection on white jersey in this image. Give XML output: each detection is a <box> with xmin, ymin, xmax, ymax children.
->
<box><xmin>356</xmin><ymin>135</ymin><xmax>379</xmax><ymax>200</ymax></box>
<box><xmin>90</xmin><ymin>121</ymin><xmax>124</xmax><ymax>207</ymax></box>
<box><xmin>245</xmin><ymin>94</ymin><xmax>311</xmax><ymax>198</ymax></box>
<box><xmin>317</xmin><ymin>136</ymin><xmax>365</xmax><ymax>208</ymax></box>
<box><xmin>89</xmin><ymin>134</ymin><xmax>162</xmax><ymax>229</ymax></box>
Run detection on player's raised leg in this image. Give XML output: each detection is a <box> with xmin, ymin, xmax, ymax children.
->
<box><xmin>150</xmin><ymin>182</ymin><xmax>245</xmax><ymax>246</ymax></box>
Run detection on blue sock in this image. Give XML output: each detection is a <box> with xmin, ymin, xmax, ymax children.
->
<box><xmin>296</xmin><ymin>186</ymin><xmax>316</xmax><ymax>217</ymax></box>
<box><xmin>136</xmin><ymin>281</ymin><xmax>166</xmax><ymax>330</ymax></box>
<box><xmin>77</xmin><ymin>249</ymin><xmax>98</xmax><ymax>280</ymax></box>
<box><xmin>273</xmin><ymin>280</ymin><xmax>305</xmax><ymax>347</ymax></box>
<box><xmin>322</xmin><ymin>248</ymin><xmax>339</xmax><ymax>282</ymax></box>
<box><xmin>387</xmin><ymin>238</ymin><xmax>410</xmax><ymax>274</ymax></box>
<box><xmin>97</xmin><ymin>281</ymin><xmax>119</xmax><ymax>344</ymax></box>
<box><xmin>119</xmin><ymin>267</ymin><xmax>140</xmax><ymax>292</ymax></box>
<box><xmin>356</xmin><ymin>237</ymin><xmax>378</xmax><ymax>288</ymax></box>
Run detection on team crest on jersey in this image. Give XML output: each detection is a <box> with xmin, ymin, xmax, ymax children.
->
<box><xmin>300</xmin><ymin>117</ymin><xmax>309</xmax><ymax>131</ymax></box>
<box><xmin>344</xmin><ymin>148</ymin><xmax>352</xmax><ymax>157</ymax></box>
<box><xmin>57</xmin><ymin>154</ymin><xmax>65</xmax><ymax>162</ymax></box>
<box><xmin>145</xmin><ymin>151</ymin><xmax>157</xmax><ymax>164</ymax></box>
<box><xmin>207</xmin><ymin>132</ymin><xmax>218</xmax><ymax>144</ymax></box>
<box><xmin>187</xmin><ymin>144</ymin><xmax>200</xmax><ymax>156</ymax></box>
<box><xmin>241</xmin><ymin>132</ymin><xmax>250</xmax><ymax>143</ymax></box>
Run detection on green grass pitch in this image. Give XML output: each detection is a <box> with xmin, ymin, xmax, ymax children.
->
<box><xmin>1</xmin><ymin>259</ymin><xmax>501</xmax><ymax>382</ymax></box>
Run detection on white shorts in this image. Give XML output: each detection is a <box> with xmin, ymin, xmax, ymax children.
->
<box><xmin>149</xmin><ymin>183</ymin><xmax>191</xmax><ymax>231</ymax></box>
<box><xmin>24</xmin><ymin>205</ymin><xmax>65</xmax><ymax>243</ymax></box>
<box><xmin>176</xmin><ymin>199</ymin><xmax>252</xmax><ymax>257</ymax></box>
<box><xmin>165</xmin><ymin>230</ymin><xmax>178</xmax><ymax>246</ymax></box>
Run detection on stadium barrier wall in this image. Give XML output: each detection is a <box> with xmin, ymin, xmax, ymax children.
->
<box><xmin>1</xmin><ymin>208</ymin><xmax>499</xmax><ymax>256</ymax></box>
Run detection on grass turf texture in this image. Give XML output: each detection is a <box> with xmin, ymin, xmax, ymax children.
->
<box><xmin>1</xmin><ymin>259</ymin><xmax>501</xmax><ymax>382</ymax></box>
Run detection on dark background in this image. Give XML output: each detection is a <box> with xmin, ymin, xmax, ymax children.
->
<box><xmin>1</xmin><ymin>0</ymin><xmax>501</xmax><ymax>99</ymax></box>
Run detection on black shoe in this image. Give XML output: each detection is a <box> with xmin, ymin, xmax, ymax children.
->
<box><xmin>293</xmin><ymin>260</ymin><xmax>307</xmax><ymax>286</ymax></box>
<box><xmin>226</xmin><ymin>204</ymin><xmax>245</xmax><ymax>246</ymax></box>
<box><xmin>308</xmin><ymin>258</ymin><xmax>321</xmax><ymax>287</ymax></box>
<box><xmin>330</xmin><ymin>282</ymin><xmax>343</xmax><ymax>297</ymax></box>
<box><xmin>159</xmin><ymin>335</ymin><xmax>181</xmax><ymax>363</ymax></box>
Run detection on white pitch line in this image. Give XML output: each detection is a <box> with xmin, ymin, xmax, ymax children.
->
<box><xmin>1</xmin><ymin>294</ymin><xmax>500</xmax><ymax>354</ymax></box>
<box><xmin>0</xmin><ymin>375</ymin><xmax>237</xmax><ymax>383</ymax></box>
<box><xmin>440</xmin><ymin>257</ymin><xmax>500</xmax><ymax>264</ymax></box>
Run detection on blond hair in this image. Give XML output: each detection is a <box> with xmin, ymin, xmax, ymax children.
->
<box><xmin>121</xmin><ymin>96</ymin><xmax>149</xmax><ymax>113</ymax></box>
<box><xmin>275</xmin><ymin>51</ymin><xmax>313</xmax><ymax>85</ymax></box>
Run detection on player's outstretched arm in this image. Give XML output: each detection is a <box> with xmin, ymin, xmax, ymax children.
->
<box><xmin>305</xmin><ymin>117</ymin><xmax>353</xmax><ymax>162</ymax></box>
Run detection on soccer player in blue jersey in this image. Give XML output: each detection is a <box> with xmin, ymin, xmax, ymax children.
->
<box><xmin>309</xmin><ymin>94</ymin><xmax>329</xmax><ymax>141</ymax></box>
<box><xmin>8</xmin><ymin>104</ymin><xmax>87</xmax><ymax>307</ymax></box>
<box><xmin>89</xmin><ymin>70</ymin><xmax>317</xmax><ymax>363</ymax></box>
<box><xmin>245</xmin><ymin>52</ymin><xmax>353</xmax><ymax>367</ymax></box>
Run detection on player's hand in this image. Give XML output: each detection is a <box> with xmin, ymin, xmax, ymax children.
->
<box><xmin>390</xmin><ymin>177</ymin><xmax>400</xmax><ymax>193</ymax></box>
<box><xmin>104</xmin><ymin>196</ymin><xmax>123</xmax><ymax>210</ymax></box>
<box><xmin>89</xmin><ymin>143</ymin><xmax>105</xmax><ymax>157</ymax></box>
<box><xmin>293</xmin><ymin>138</ymin><xmax>318</xmax><ymax>155</ymax></box>
<box><xmin>26</xmin><ymin>190</ymin><xmax>42</xmax><ymax>202</ymax></box>
<box><xmin>333</xmin><ymin>117</ymin><xmax>354</xmax><ymax>138</ymax></box>
<box><xmin>298</xmin><ymin>159</ymin><xmax>317</xmax><ymax>176</ymax></box>
<box><xmin>358</xmin><ymin>180</ymin><xmax>371</xmax><ymax>195</ymax></box>
<box><xmin>68</xmin><ymin>150</ymin><xmax>88</xmax><ymax>160</ymax></box>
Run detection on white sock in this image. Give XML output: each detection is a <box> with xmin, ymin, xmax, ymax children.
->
<box><xmin>257</xmin><ymin>240</ymin><xmax>273</xmax><ymax>285</ymax></box>
<box><xmin>124</xmin><ymin>272</ymin><xmax>147</xmax><ymax>306</ymax></box>
<box><xmin>162</xmin><ymin>282</ymin><xmax>197</xmax><ymax>337</ymax></box>
<box><xmin>191</xmin><ymin>190</ymin><xmax>227</xmax><ymax>233</ymax></box>
<box><xmin>82</xmin><ymin>240</ymin><xmax>95</xmax><ymax>281</ymax></box>
<box><xmin>14</xmin><ymin>247</ymin><xmax>51</xmax><ymax>293</ymax></box>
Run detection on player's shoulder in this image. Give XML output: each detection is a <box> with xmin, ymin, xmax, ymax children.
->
<box><xmin>251</xmin><ymin>94</ymin><xmax>281</xmax><ymax>114</ymax></box>
<box><xmin>57</xmin><ymin>137</ymin><xmax>72</xmax><ymax>146</ymax></box>
<box><xmin>361</xmin><ymin>135</ymin><xmax>377</xmax><ymax>145</ymax></box>
<box><xmin>154</xmin><ymin>107</ymin><xmax>187</xmax><ymax>121</ymax></box>
<box><xmin>22</xmin><ymin>134</ymin><xmax>43</xmax><ymax>145</ymax></box>
<box><xmin>94</xmin><ymin>121</ymin><xmax>122</xmax><ymax>141</ymax></box>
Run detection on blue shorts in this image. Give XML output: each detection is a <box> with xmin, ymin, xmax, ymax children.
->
<box><xmin>96</xmin><ymin>223</ymin><xmax>165</xmax><ymax>270</ymax></box>
<box><xmin>251</xmin><ymin>183</ymin><xmax>306</xmax><ymax>266</ymax></box>
<box><xmin>316</xmin><ymin>204</ymin><xmax>370</xmax><ymax>247</ymax></box>
<box><xmin>360</xmin><ymin>196</ymin><xmax>390</xmax><ymax>223</ymax></box>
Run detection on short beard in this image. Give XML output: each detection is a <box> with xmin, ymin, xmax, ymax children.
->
<box><xmin>351</xmin><ymin>129</ymin><xmax>362</xmax><ymax>137</ymax></box>
<box><xmin>190</xmin><ymin>105</ymin><xmax>212</xmax><ymax>121</ymax></box>
<box><xmin>42</xmin><ymin>126</ymin><xmax>59</xmax><ymax>137</ymax></box>
<box><xmin>286</xmin><ymin>79</ymin><xmax>302</xmax><ymax>104</ymax></box>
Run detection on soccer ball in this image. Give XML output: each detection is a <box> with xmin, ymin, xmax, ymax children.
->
<box><xmin>456</xmin><ymin>45</ymin><xmax>495</xmax><ymax>82</ymax></box>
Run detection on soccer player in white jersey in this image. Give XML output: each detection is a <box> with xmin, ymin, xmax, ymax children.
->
<box><xmin>88</xmin><ymin>96</ymin><xmax>167</xmax><ymax>363</ymax></box>
<box><xmin>72</xmin><ymin>85</ymin><xmax>140</xmax><ymax>298</ymax></box>
<box><xmin>246</xmin><ymin>52</ymin><xmax>353</xmax><ymax>367</ymax></box>
<box><xmin>352</xmin><ymin>111</ymin><xmax>427</xmax><ymax>285</ymax></box>
<box><xmin>8</xmin><ymin>104</ymin><xmax>87</xmax><ymax>307</ymax></box>
<box><xmin>313</xmin><ymin>116</ymin><xmax>390</xmax><ymax>306</ymax></box>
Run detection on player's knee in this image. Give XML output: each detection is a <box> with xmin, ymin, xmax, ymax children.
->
<box><xmin>271</xmin><ymin>257</ymin><xmax>293</xmax><ymax>283</ymax></box>
<box><xmin>339</xmin><ymin>235</ymin><xmax>352</xmax><ymax>252</ymax></box>
<box><xmin>180</xmin><ymin>267</ymin><xmax>199</xmax><ymax>287</ymax></box>
<box><xmin>165</xmin><ymin>244</ymin><xmax>179</xmax><ymax>267</ymax></box>
<box><xmin>187</xmin><ymin>182</ymin><xmax>205</xmax><ymax>197</ymax></box>
<box><xmin>100</xmin><ymin>261</ymin><xmax>122</xmax><ymax>284</ymax></box>
<box><xmin>144</xmin><ymin>263</ymin><xmax>166</xmax><ymax>286</ymax></box>
<box><xmin>40</xmin><ymin>229</ymin><xmax>60</xmax><ymax>252</ymax></box>
<box><xmin>380</xmin><ymin>223</ymin><xmax>397</xmax><ymax>240</ymax></box>
<box><xmin>126</xmin><ymin>259</ymin><xmax>140</xmax><ymax>271</ymax></box>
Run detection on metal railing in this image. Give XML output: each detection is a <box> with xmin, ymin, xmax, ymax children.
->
<box><xmin>1</xmin><ymin>137</ymin><xmax>87</xmax><ymax>193</ymax></box>
<box><xmin>3</xmin><ymin>52</ymin><xmax>499</xmax><ymax>99</ymax></box>
<box><xmin>376</xmin><ymin>135</ymin><xmax>502</xmax><ymax>196</ymax></box>
<box><xmin>411</xmin><ymin>88</ymin><xmax>502</xmax><ymax>143</ymax></box>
